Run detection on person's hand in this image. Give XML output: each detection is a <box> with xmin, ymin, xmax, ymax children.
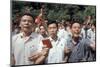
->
<box><xmin>41</xmin><ymin>45</ymin><xmax>50</xmax><ymax>57</ymax></box>
<box><xmin>42</xmin><ymin>45</ymin><xmax>50</xmax><ymax>52</ymax></box>
<box><xmin>64</xmin><ymin>47</ymin><xmax>71</xmax><ymax>54</ymax></box>
<box><xmin>11</xmin><ymin>54</ymin><xmax>16</xmax><ymax>65</ymax></box>
<box><xmin>28</xmin><ymin>52</ymin><xmax>41</xmax><ymax>61</ymax></box>
<box><xmin>60</xmin><ymin>60</ymin><xmax>67</xmax><ymax>63</ymax></box>
<box><xmin>34</xmin><ymin>56</ymin><xmax>45</xmax><ymax>64</ymax></box>
<box><xmin>90</xmin><ymin>43</ymin><xmax>96</xmax><ymax>51</ymax></box>
<box><xmin>42</xmin><ymin>45</ymin><xmax>47</xmax><ymax>49</ymax></box>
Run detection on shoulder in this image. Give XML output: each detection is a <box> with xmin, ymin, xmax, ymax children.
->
<box><xmin>59</xmin><ymin>37</ymin><xmax>67</xmax><ymax>45</ymax></box>
<box><xmin>31</xmin><ymin>32</ymin><xmax>43</xmax><ymax>40</ymax></box>
<box><xmin>87</xmin><ymin>29</ymin><xmax>92</xmax><ymax>32</ymax></box>
<box><xmin>12</xmin><ymin>33</ymin><xmax>21</xmax><ymax>41</ymax></box>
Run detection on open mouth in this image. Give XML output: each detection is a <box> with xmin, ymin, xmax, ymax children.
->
<box><xmin>23</xmin><ymin>25</ymin><xmax>30</xmax><ymax>28</ymax></box>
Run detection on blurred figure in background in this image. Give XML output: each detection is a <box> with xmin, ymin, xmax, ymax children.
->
<box><xmin>87</xmin><ymin>23</ymin><xmax>96</xmax><ymax>42</ymax></box>
<box><xmin>39</xmin><ymin>25</ymin><xmax>48</xmax><ymax>38</ymax></box>
<box><xmin>86</xmin><ymin>22</ymin><xmax>96</xmax><ymax>61</ymax></box>
<box><xmin>57</xmin><ymin>21</ymin><xmax>69</xmax><ymax>41</ymax></box>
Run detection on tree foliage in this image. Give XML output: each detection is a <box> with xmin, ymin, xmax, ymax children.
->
<box><xmin>12</xmin><ymin>1</ymin><xmax>96</xmax><ymax>23</ymax></box>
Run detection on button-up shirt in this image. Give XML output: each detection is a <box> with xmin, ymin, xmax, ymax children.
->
<box><xmin>12</xmin><ymin>32</ymin><xmax>43</xmax><ymax>65</ymax></box>
<box><xmin>66</xmin><ymin>37</ymin><xmax>91</xmax><ymax>62</ymax></box>
<box><xmin>87</xmin><ymin>29</ymin><xmax>95</xmax><ymax>42</ymax></box>
<box><xmin>47</xmin><ymin>36</ymin><xmax>66</xmax><ymax>63</ymax></box>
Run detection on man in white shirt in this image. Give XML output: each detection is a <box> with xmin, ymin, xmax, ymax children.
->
<box><xmin>40</xmin><ymin>21</ymin><xmax>67</xmax><ymax>64</ymax></box>
<box><xmin>57</xmin><ymin>28</ymin><xmax>69</xmax><ymax>40</ymax></box>
<box><xmin>11</xmin><ymin>13</ymin><xmax>48</xmax><ymax>65</ymax></box>
<box><xmin>57</xmin><ymin>22</ymin><xmax>71</xmax><ymax>42</ymax></box>
<box><xmin>87</xmin><ymin>23</ymin><xmax>96</xmax><ymax>42</ymax></box>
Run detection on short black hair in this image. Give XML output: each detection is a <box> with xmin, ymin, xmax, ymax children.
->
<box><xmin>91</xmin><ymin>22</ymin><xmax>96</xmax><ymax>27</ymax></box>
<box><xmin>39</xmin><ymin>24</ymin><xmax>45</xmax><ymax>29</ymax></box>
<box><xmin>20</xmin><ymin>13</ymin><xmax>34</xmax><ymax>21</ymax></box>
<box><xmin>47</xmin><ymin>20</ymin><xmax>58</xmax><ymax>27</ymax></box>
<box><xmin>70</xmin><ymin>20</ymin><xmax>81</xmax><ymax>28</ymax></box>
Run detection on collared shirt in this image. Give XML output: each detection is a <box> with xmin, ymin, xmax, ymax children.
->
<box><xmin>57</xmin><ymin>29</ymin><xmax>69</xmax><ymax>41</ymax></box>
<box><xmin>87</xmin><ymin>29</ymin><xmax>95</xmax><ymax>42</ymax></box>
<box><xmin>81</xmin><ymin>28</ymin><xmax>86</xmax><ymax>38</ymax></box>
<box><xmin>12</xmin><ymin>32</ymin><xmax>43</xmax><ymax>65</ymax></box>
<box><xmin>47</xmin><ymin>36</ymin><xmax>67</xmax><ymax>63</ymax></box>
<box><xmin>85</xmin><ymin>29</ymin><xmax>96</xmax><ymax>61</ymax></box>
<box><xmin>66</xmin><ymin>37</ymin><xmax>91</xmax><ymax>63</ymax></box>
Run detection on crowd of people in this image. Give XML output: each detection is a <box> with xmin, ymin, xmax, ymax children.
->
<box><xmin>11</xmin><ymin>8</ymin><xmax>96</xmax><ymax>65</ymax></box>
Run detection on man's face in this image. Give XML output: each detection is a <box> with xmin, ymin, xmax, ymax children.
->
<box><xmin>40</xmin><ymin>26</ymin><xmax>46</xmax><ymax>35</ymax></box>
<box><xmin>91</xmin><ymin>25</ymin><xmax>95</xmax><ymax>30</ymax></box>
<box><xmin>71</xmin><ymin>23</ymin><xmax>81</xmax><ymax>37</ymax></box>
<box><xmin>48</xmin><ymin>23</ymin><xmax>57</xmax><ymax>37</ymax></box>
<box><xmin>20</xmin><ymin>15</ymin><xmax>34</xmax><ymax>32</ymax></box>
<box><xmin>58</xmin><ymin>23</ymin><xmax>61</xmax><ymax>29</ymax></box>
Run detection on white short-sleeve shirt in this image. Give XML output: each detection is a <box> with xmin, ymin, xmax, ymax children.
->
<box><xmin>12</xmin><ymin>32</ymin><xmax>43</xmax><ymax>65</ymax></box>
<box><xmin>46</xmin><ymin>37</ymin><xmax>66</xmax><ymax>63</ymax></box>
<box><xmin>57</xmin><ymin>29</ymin><xmax>69</xmax><ymax>41</ymax></box>
<box><xmin>87</xmin><ymin>29</ymin><xmax>95</xmax><ymax>41</ymax></box>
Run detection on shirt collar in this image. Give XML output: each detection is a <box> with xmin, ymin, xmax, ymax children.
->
<box><xmin>70</xmin><ymin>35</ymin><xmax>83</xmax><ymax>42</ymax></box>
<box><xmin>90</xmin><ymin>29</ymin><xmax>95</xmax><ymax>33</ymax></box>
<box><xmin>48</xmin><ymin>36</ymin><xmax>60</xmax><ymax>42</ymax></box>
<box><xmin>20</xmin><ymin>32</ymin><xmax>35</xmax><ymax>39</ymax></box>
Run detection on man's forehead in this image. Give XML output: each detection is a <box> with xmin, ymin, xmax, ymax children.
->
<box><xmin>72</xmin><ymin>23</ymin><xmax>80</xmax><ymax>26</ymax></box>
<box><xmin>48</xmin><ymin>23</ymin><xmax>57</xmax><ymax>26</ymax></box>
<box><xmin>40</xmin><ymin>26</ymin><xmax>44</xmax><ymax>28</ymax></box>
<box><xmin>21</xmin><ymin>15</ymin><xmax>33</xmax><ymax>20</ymax></box>
<box><xmin>21</xmin><ymin>15</ymin><xmax>32</xmax><ymax>18</ymax></box>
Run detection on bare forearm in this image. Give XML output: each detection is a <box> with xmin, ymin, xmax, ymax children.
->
<box><xmin>90</xmin><ymin>43</ymin><xmax>96</xmax><ymax>51</ymax></box>
<box><xmin>35</xmin><ymin>55</ymin><xmax>46</xmax><ymax>64</ymax></box>
<box><xmin>11</xmin><ymin>55</ymin><xmax>16</xmax><ymax>65</ymax></box>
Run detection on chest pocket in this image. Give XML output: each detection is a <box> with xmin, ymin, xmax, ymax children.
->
<box><xmin>57</xmin><ymin>42</ymin><xmax>65</xmax><ymax>50</ymax></box>
<box><xmin>26</xmin><ymin>38</ymin><xmax>39</xmax><ymax>54</ymax></box>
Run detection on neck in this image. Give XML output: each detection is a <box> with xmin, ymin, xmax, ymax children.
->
<box><xmin>42</xmin><ymin>33</ymin><xmax>47</xmax><ymax>38</ymax></box>
<box><xmin>92</xmin><ymin>28</ymin><xmax>95</xmax><ymax>32</ymax></box>
<box><xmin>72</xmin><ymin>36</ymin><xmax>80</xmax><ymax>46</ymax></box>
<box><xmin>72</xmin><ymin>36</ymin><xmax>79</xmax><ymax>42</ymax></box>
<box><xmin>23</xmin><ymin>31</ymin><xmax>32</xmax><ymax>37</ymax></box>
<box><xmin>51</xmin><ymin>35</ymin><xmax>57</xmax><ymax>41</ymax></box>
